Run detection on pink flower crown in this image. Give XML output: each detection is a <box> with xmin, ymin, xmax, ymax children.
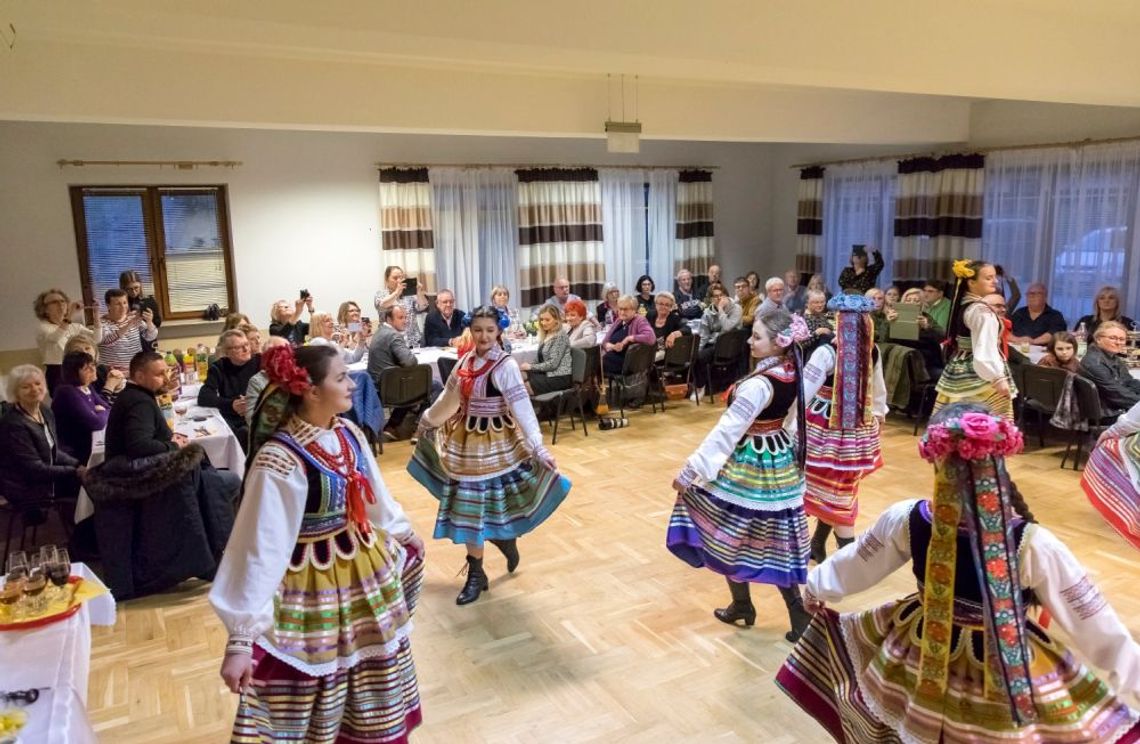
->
<box><xmin>776</xmin><ymin>314</ymin><xmax>811</xmax><ymax>348</ymax></box>
<box><xmin>262</xmin><ymin>344</ymin><xmax>312</xmax><ymax>396</ymax></box>
<box><xmin>918</xmin><ymin>411</ymin><xmax>1023</xmax><ymax>462</ymax></box>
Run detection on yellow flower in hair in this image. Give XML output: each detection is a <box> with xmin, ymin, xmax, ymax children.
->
<box><xmin>952</xmin><ymin>260</ymin><xmax>976</xmax><ymax>279</ymax></box>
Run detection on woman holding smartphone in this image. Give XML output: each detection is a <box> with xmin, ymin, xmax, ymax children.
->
<box><xmin>374</xmin><ymin>265</ymin><xmax>429</xmax><ymax>348</ymax></box>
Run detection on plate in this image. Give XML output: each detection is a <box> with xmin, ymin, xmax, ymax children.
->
<box><xmin>0</xmin><ymin>577</ymin><xmax>85</xmax><ymax>631</ymax></box>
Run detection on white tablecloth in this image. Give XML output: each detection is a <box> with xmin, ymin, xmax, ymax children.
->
<box><xmin>75</xmin><ymin>406</ymin><xmax>245</xmax><ymax>523</ymax></box>
<box><xmin>0</xmin><ymin>562</ymin><xmax>115</xmax><ymax>744</ymax></box>
<box><xmin>412</xmin><ymin>342</ymin><xmax>541</xmax><ymax>385</ymax></box>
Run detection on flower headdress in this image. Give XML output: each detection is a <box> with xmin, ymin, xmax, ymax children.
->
<box><xmin>826</xmin><ymin>293</ymin><xmax>875</xmax><ymax>313</ymax></box>
<box><xmin>918</xmin><ymin>410</ymin><xmax>1023</xmax><ymax>462</ymax></box>
<box><xmin>775</xmin><ymin>314</ymin><xmax>811</xmax><ymax>348</ymax></box>
<box><xmin>952</xmin><ymin>259</ymin><xmax>977</xmax><ymax>280</ymax></box>
<box><xmin>262</xmin><ymin>344</ymin><xmax>312</xmax><ymax>395</ymax></box>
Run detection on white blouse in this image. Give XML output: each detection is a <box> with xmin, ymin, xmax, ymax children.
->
<box><xmin>307</xmin><ymin>336</ymin><xmax>366</xmax><ymax>364</ymax></box>
<box><xmin>808</xmin><ymin>498</ymin><xmax>1140</xmax><ymax>708</ymax></box>
<box><xmin>802</xmin><ymin>344</ymin><xmax>888</xmax><ymax>418</ymax></box>
<box><xmin>209</xmin><ymin>419</ymin><xmax>413</xmax><ymax>649</ymax></box>
<box><xmin>36</xmin><ymin>320</ymin><xmax>91</xmax><ymax>365</ymax></box>
<box><xmin>962</xmin><ymin>300</ymin><xmax>1007</xmax><ymax>384</ymax></box>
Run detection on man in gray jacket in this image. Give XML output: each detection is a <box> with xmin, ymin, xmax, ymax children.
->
<box><xmin>368</xmin><ymin>305</ymin><xmax>438</xmax><ymax>439</ymax></box>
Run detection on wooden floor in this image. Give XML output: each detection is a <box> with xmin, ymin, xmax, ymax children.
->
<box><xmin>85</xmin><ymin>402</ymin><xmax>1140</xmax><ymax>743</ymax></box>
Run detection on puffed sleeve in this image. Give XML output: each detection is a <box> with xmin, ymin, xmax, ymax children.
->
<box><xmin>807</xmin><ymin>499</ymin><xmax>915</xmax><ymax>602</ymax></box>
<box><xmin>343</xmin><ymin>421</ymin><xmax>414</xmax><ymax>541</ymax></box>
<box><xmin>419</xmin><ymin>359</ymin><xmax>463</xmax><ymax>428</ymax></box>
<box><xmin>802</xmin><ymin>344</ymin><xmax>836</xmax><ymax>404</ymax></box>
<box><xmin>677</xmin><ymin>375</ymin><xmax>771</xmax><ymax>487</ymax></box>
<box><xmin>496</xmin><ymin>357</ymin><xmax>547</xmax><ymax>455</ymax></box>
<box><xmin>964</xmin><ymin>303</ymin><xmax>1007</xmax><ymax>383</ymax></box>
<box><xmin>1020</xmin><ymin>525</ymin><xmax>1140</xmax><ymax>707</ymax></box>
<box><xmin>208</xmin><ymin>442</ymin><xmax>306</xmax><ymax>647</ymax></box>
<box><xmin>1103</xmin><ymin>400</ymin><xmax>1140</xmax><ymax>440</ymax></box>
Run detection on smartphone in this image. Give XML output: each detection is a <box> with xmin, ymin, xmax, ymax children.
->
<box><xmin>347</xmin><ymin>321</ymin><xmax>362</xmax><ymax>333</ymax></box>
<box><xmin>299</xmin><ymin>288</ymin><xmax>311</xmax><ymax>300</ymax></box>
<box><xmin>361</xmin><ymin>316</ymin><xmax>371</xmax><ymax>325</ymax></box>
<box><xmin>401</xmin><ymin>277</ymin><xmax>418</xmax><ymax>297</ymax></box>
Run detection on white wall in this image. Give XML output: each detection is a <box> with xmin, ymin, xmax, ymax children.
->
<box><xmin>0</xmin><ymin>121</ymin><xmax>772</xmax><ymax>353</ymax></box>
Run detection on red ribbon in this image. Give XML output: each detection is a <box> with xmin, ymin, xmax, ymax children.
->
<box><xmin>999</xmin><ymin>316</ymin><xmax>1012</xmax><ymax>359</ymax></box>
<box><xmin>345</xmin><ymin>470</ymin><xmax>376</xmax><ymax>536</ymax></box>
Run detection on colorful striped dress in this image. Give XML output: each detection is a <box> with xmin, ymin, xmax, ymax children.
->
<box><xmin>408</xmin><ymin>345</ymin><xmax>570</xmax><ymax>546</ymax></box>
<box><xmin>802</xmin><ymin>343</ymin><xmax>886</xmax><ymax>528</ymax></box>
<box><xmin>210</xmin><ymin>418</ymin><xmax>424</xmax><ymax>744</ymax></box>
<box><xmin>777</xmin><ymin>499</ymin><xmax>1140</xmax><ymax>743</ymax></box>
<box><xmin>933</xmin><ymin>298</ymin><xmax>1017</xmax><ymax>420</ymax></box>
<box><xmin>1082</xmin><ymin>400</ymin><xmax>1140</xmax><ymax>551</ymax></box>
<box><xmin>666</xmin><ymin>359</ymin><xmax>809</xmax><ymax>586</ymax></box>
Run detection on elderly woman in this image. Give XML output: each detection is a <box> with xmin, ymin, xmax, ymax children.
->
<box><xmin>596</xmin><ymin>282</ymin><xmax>621</xmax><ymax>327</ymax></box>
<box><xmin>1080</xmin><ymin>320</ymin><xmax>1140</xmax><ymax>417</ymax></box>
<box><xmin>374</xmin><ymin>265</ymin><xmax>429</xmax><ymax>348</ymax></box>
<box><xmin>0</xmin><ymin>365</ymin><xmax>85</xmax><ymax>509</ymax></box>
<box><xmin>269</xmin><ymin>295</ymin><xmax>313</xmax><ymax>346</ymax></box>
<box><xmin>564</xmin><ymin>298</ymin><xmax>600</xmax><ymax>349</ymax></box>
<box><xmin>34</xmin><ymin>287</ymin><xmax>96</xmax><ymax>392</ymax></box>
<box><xmin>520</xmin><ymin>305</ymin><xmax>573</xmax><ymax>395</ymax></box>
<box><xmin>1074</xmin><ymin>285</ymin><xmax>1136</xmax><ymax>337</ymax></box>
<box><xmin>238</xmin><ymin>324</ymin><xmax>262</xmax><ymax>353</ymax></box>
<box><xmin>602</xmin><ymin>294</ymin><xmax>656</xmax><ymax>376</ymax></box>
<box><xmin>489</xmin><ymin>284</ymin><xmax>525</xmax><ymax>339</ymax></box>
<box><xmin>306</xmin><ymin>311</ymin><xmax>365</xmax><ymax>364</ymax></box>
<box><xmin>65</xmin><ymin>336</ymin><xmax>125</xmax><ymax>406</ymax></box>
<box><xmin>806</xmin><ymin>273</ymin><xmax>833</xmax><ymax>304</ymax></box>
<box><xmin>803</xmin><ymin>289</ymin><xmax>833</xmax><ymax>337</ymax></box>
<box><xmin>51</xmin><ymin>350</ymin><xmax>111</xmax><ymax>463</ymax></box>
<box><xmin>647</xmin><ymin>292</ymin><xmax>692</xmax><ymax>359</ymax></box>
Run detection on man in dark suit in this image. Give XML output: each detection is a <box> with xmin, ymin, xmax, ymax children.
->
<box><xmin>423</xmin><ymin>289</ymin><xmax>465</xmax><ymax>347</ymax></box>
<box><xmin>369</xmin><ymin>305</ymin><xmax>441</xmax><ymax>439</ymax></box>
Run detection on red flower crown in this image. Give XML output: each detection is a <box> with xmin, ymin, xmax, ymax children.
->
<box><xmin>262</xmin><ymin>344</ymin><xmax>312</xmax><ymax>395</ymax></box>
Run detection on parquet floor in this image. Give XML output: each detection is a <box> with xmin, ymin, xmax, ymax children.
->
<box><xmin>86</xmin><ymin>402</ymin><xmax>1140</xmax><ymax>743</ymax></box>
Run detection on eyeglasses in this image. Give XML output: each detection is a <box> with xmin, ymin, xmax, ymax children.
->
<box><xmin>1103</xmin><ymin>335</ymin><xmax>1127</xmax><ymax>343</ymax></box>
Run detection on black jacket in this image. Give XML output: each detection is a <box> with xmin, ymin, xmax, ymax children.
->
<box><xmin>199</xmin><ymin>355</ymin><xmax>260</xmax><ymax>435</ymax></box>
<box><xmin>1080</xmin><ymin>345</ymin><xmax>1140</xmax><ymax>417</ymax></box>
<box><xmin>0</xmin><ymin>405</ymin><xmax>80</xmax><ymax>507</ymax></box>
<box><xmin>105</xmin><ymin>382</ymin><xmax>177</xmax><ymax>460</ymax></box>
<box><xmin>129</xmin><ymin>295</ymin><xmax>162</xmax><ymax>349</ymax></box>
<box><xmin>423</xmin><ymin>310</ymin><xmax>465</xmax><ymax>347</ymax></box>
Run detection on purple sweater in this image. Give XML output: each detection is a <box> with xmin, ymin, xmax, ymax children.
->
<box><xmin>603</xmin><ymin>315</ymin><xmax>656</xmax><ymax>347</ymax></box>
<box><xmin>51</xmin><ymin>384</ymin><xmax>110</xmax><ymax>462</ymax></box>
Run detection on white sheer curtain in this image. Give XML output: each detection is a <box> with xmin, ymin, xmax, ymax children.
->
<box><xmin>647</xmin><ymin>169</ymin><xmax>679</xmax><ymax>294</ymax></box>
<box><xmin>475</xmin><ymin>169</ymin><xmax>519</xmax><ymax>309</ymax></box>
<box><xmin>984</xmin><ymin>143</ymin><xmax>1140</xmax><ymax>324</ymax></box>
<box><xmin>822</xmin><ymin>161</ymin><xmax>897</xmax><ymax>292</ymax></box>
<box><xmin>599</xmin><ymin>168</ymin><xmax>647</xmax><ymax>297</ymax></box>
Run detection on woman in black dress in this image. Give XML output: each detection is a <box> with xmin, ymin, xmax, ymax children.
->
<box><xmin>837</xmin><ymin>244</ymin><xmax>884</xmax><ymax>295</ymax></box>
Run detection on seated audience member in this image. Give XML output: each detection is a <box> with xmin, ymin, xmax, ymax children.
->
<box><xmin>745</xmin><ymin>271</ymin><xmax>761</xmax><ymax>294</ymax></box>
<box><xmin>1037</xmin><ymin>331</ymin><xmax>1082</xmax><ymax>374</ymax></box>
<box><xmin>245</xmin><ymin>336</ymin><xmax>290</xmax><ymax>421</ymax></box>
<box><xmin>238</xmin><ymin>324</ymin><xmax>262</xmax><ymax>353</ymax></box>
<box><xmin>807</xmin><ymin>273</ymin><xmax>832</xmax><ymax>303</ymax></box>
<box><xmin>887</xmin><ymin>287</ymin><xmax>936</xmax><ymax>333</ymax></box>
<box><xmin>374</xmin><ymin>264</ymin><xmax>429</xmax><ymax>348</ymax></box>
<box><xmin>307</xmin><ymin>311</ymin><xmax>366</xmax><ymax>364</ymax></box>
<box><xmin>99</xmin><ymin>288</ymin><xmax>158</xmax><ymax>371</ymax></box>
<box><xmin>634</xmin><ymin>275</ymin><xmax>656</xmax><ymax>316</ymax></box>
<box><xmin>602</xmin><ymin>294</ymin><xmax>656</xmax><ymax>376</ymax></box>
<box><xmin>423</xmin><ymin>289</ymin><xmax>465</xmax><ymax>347</ymax></box>
<box><xmin>865</xmin><ymin>288</ymin><xmax>889</xmax><ymax>342</ymax></box>
<box><xmin>34</xmin><ymin>287</ymin><xmax>95</xmax><ymax>393</ymax></box>
<box><xmin>981</xmin><ymin>293</ymin><xmax>1026</xmax><ymax>366</ymax></box>
<box><xmin>1074</xmin><ymin>285</ymin><xmax>1136</xmax><ymax>336</ymax></box>
<box><xmin>120</xmin><ymin>270</ymin><xmax>162</xmax><ymax>349</ymax></box>
<box><xmin>884</xmin><ymin>285</ymin><xmax>901</xmax><ymax>310</ymax></box>
<box><xmin>268</xmin><ymin>295</ymin><xmax>313</xmax><ymax>346</ymax></box>
<box><xmin>694</xmin><ymin>283</ymin><xmax>743</xmax><ymax>393</ymax></box>
<box><xmin>52</xmin><ymin>351</ymin><xmax>111</xmax><ymax>463</ymax></box>
<box><xmin>0</xmin><ymin>365</ymin><xmax>84</xmax><ymax>510</ymax></box>
<box><xmin>673</xmin><ymin>269</ymin><xmax>704</xmax><ymax>319</ymax></box>
<box><xmin>757</xmin><ymin>276</ymin><xmax>786</xmax><ymax>317</ymax></box>
<box><xmin>223</xmin><ymin>312</ymin><xmax>251</xmax><ymax>331</ymax></box>
<box><xmin>490</xmin><ymin>285</ymin><xmax>523</xmax><ymax>336</ymax></box>
<box><xmin>803</xmin><ymin>289</ymin><xmax>833</xmax><ymax>337</ymax></box>
<box><xmin>783</xmin><ymin>270</ymin><xmax>808</xmax><ymax>314</ymax></box>
<box><xmin>1010</xmin><ymin>283</ymin><xmax>1067</xmax><ymax>345</ymax></box>
<box><xmin>368</xmin><ymin>305</ymin><xmax>440</xmax><ymax>439</ymax></box>
<box><xmin>520</xmin><ymin>305</ymin><xmax>573</xmax><ymax>395</ymax></box>
<box><xmin>89</xmin><ymin>351</ymin><xmax>240</xmax><ymax>599</ymax></box>
<box><xmin>596</xmin><ymin>282</ymin><xmax>621</xmax><ymax>326</ymax></box>
<box><xmin>544</xmin><ymin>277</ymin><xmax>581</xmax><ymax>313</ymax></box>
<box><xmin>646</xmin><ymin>292</ymin><xmax>692</xmax><ymax>358</ymax></box>
<box><xmin>65</xmin><ymin>336</ymin><xmax>125</xmax><ymax>406</ymax></box>
<box><xmin>336</xmin><ymin>300</ymin><xmax>373</xmax><ymax>352</ymax></box>
<box><xmin>564</xmin><ymin>298</ymin><xmax>600</xmax><ymax>349</ymax></box>
<box><xmin>199</xmin><ymin>329</ymin><xmax>261</xmax><ymax>445</ymax></box>
<box><xmin>922</xmin><ymin>279</ymin><xmax>952</xmax><ymax>335</ymax></box>
<box><xmin>705</xmin><ymin>263</ymin><xmax>722</xmax><ymax>292</ymax></box>
<box><xmin>734</xmin><ymin>276</ymin><xmax>759</xmax><ymax>327</ymax></box>
<box><xmin>1080</xmin><ymin>321</ymin><xmax>1140</xmax><ymax>417</ymax></box>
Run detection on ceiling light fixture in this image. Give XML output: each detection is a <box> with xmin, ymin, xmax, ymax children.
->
<box><xmin>605</xmin><ymin>74</ymin><xmax>641</xmax><ymax>154</ymax></box>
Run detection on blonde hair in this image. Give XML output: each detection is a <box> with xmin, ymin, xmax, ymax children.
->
<box><xmin>33</xmin><ymin>288</ymin><xmax>71</xmax><ymax>321</ymax></box>
<box><xmin>901</xmin><ymin>287</ymin><xmax>923</xmax><ymax>304</ymax></box>
<box><xmin>655</xmin><ymin>292</ymin><xmax>677</xmax><ymax>309</ymax></box>
<box><xmin>490</xmin><ymin>285</ymin><xmax>510</xmax><ymax>304</ymax></box>
<box><xmin>309</xmin><ymin>312</ymin><xmax>334</xmax><ymax>339</ymax></box>
<box><xmin>63</xmin><ymin>333</ymin><xmax>97</xmax><ymax>360</ymax></box>
<box><xmin>616</xmin><ymin>294</ymin><xmax>638</xmax><ymax>311</ymax></box>
<box><xmin>1094</xmin><ymin>286</ymin><xmax>1124</xmax><ymax>321</ymax></box>
<box><xmin>536</xmin><ymin>304</ymin><xmax>563</xmax><ymax>342</ymax></box>
<box><xmin>269</xmin><ymin>300</ymin><xmax>290</xmax><ymax>323</ymax></box>
<box><xmin>1094</xmin><ymin>320</ymin><xmax>1128</xmax><ymax>340</ymax></box>
<box><xmin>336</xmin><ymin>301</ymin><xmax>360</xmax><ymax>327</ymax></box>
<box><xmin>223</xmin><ymin>312</ymin><xmax>250</xmax><ymax>331</ymax></box>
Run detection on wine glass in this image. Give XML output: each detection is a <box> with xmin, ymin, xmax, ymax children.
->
<box><xmin>0</xmin><ymin>554</ymin><xmax>26</xmax><ymax>621</ymax></box>
<box><xmin>22</xmin><ymin>564</ymin><xmax>47</xmax><ymax>615</ymax></box>
<box><xmin>50</xmin><ymin>549</ymin><xmax>71</xmax><ymax>600</ymax></box>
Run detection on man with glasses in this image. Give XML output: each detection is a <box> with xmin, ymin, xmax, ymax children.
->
<box><xmin>543</xmin><ymin>277</ymin><xmax>581</xmax><ymax>313</ymax></box>
<box><xmin>199</xmin><ymin>329</ymin><xmax>260</xmax><ymax>446</ymax></box>
<box><xmin>1080</xmin><ymin>321</ymin><xmax>1140</xmax><ymax>417</ymax></box>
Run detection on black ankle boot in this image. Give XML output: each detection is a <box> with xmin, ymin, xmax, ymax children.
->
<box><xmin>714</xmin><ymin>579</ymin><xmax>756</xmax><ymax>627</ymax></box>
<box><xmin>489</xmin><ymin>538</ymin><xmax>520</xmax><ymax>573</ymax></box>
<box><xmin>779</xmin><ymin>585</ymin><xmax>812</xmax><ymax>642</ymax></box>
<box><xmin>456</xmin><ymin>555</ymin><xmax>489</xmax><ymax>606</ymax></box>
<box><xmin>810</xmin><ymin>521</ymin><xmax>833</xmax><ymax>564</ymax></box>
<box><xmin>835</xmin><ymin>535</ymin><xmax>855</xmax><ymax>550</ymax></box>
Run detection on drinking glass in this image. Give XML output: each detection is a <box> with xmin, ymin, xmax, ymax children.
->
<box><xmin>50</xmin><ymin>549</ymin><xmax>72</xmax><ymax>599</ymax></box>
<box><xmin>22</xmin><ymin>565</ymin><xmax>47</xmax><ymax>615</ymax></box>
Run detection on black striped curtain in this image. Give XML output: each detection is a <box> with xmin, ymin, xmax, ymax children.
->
<box><xmin>676</xmin><ymin>170</ymin><xmax>714</xmax><ymax>279</ymax></box>
<box><xmin>795</xmin><ymin>166</ymin><xmax>825</xmax><ymax>275</ymax></box>
<box><xmin>893</xmin><ymin>154</ymin><xmax>984</xmax><ymax>281</ymax></box>
<box><xmin>378</xmin><ymin>168</ymin><xmax>436</xmax><ymax>292</ymax></box>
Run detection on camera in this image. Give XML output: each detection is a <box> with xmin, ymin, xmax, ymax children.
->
<box><xmin>299</xmin><ymin>289</ymin><xmax>311</xmax><ymax>301</ymax></box>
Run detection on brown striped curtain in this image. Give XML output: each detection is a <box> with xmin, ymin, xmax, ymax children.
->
<box><xmin>379</xmin><ymin>167</ymin><xmax>436</xmax><ymax>292</ymax></box>
<box><xmin>516</xmin><ymin>168</ymin><xmax>605</xmax><ymax>306</ymax></box>
<box><xmin>795</xmin><ymin>166</ymin><xmax>825</xmax><ymax>275</ymax></box>
<box><xmin>675</xmin><ymin>170</ymin><xmax>714</xmax><ymax>279</ymax></box>
<box><xmin>892</xmin><ymin>154</ymin><xmax>984</xmax><ymax>281</ymax></box>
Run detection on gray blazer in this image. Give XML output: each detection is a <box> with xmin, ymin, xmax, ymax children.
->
<box><xmin>367</xmin><ymin>324</ymin><xmax>417</xmax><ymax>387</ymax></box>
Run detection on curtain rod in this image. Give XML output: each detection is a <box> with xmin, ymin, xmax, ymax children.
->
<box><xmin>375</xmin><ymin>162</ymin><xmax>718</xmax><ymax>171</ymax></box>
<box><xmin>789</xmin><ymin>132</ymin><xmax>1140</xmax><ymax>169</ymax></box>
<box><xmin>57</xmin><ymin>159</ymin><xmax>242</xmax><ymax>169</ymax></box>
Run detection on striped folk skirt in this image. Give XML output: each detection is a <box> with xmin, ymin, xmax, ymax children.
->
<box><xmin>666</xmin><ymin>428</ymin><xmax>809</xmax><ymax>587</ymax></box>
<box><xmin>1082</xmin><ymin>434</ymin><xmax>1140</xmax><ymax>551</ymax></box>
<box><xmin>804</xmin><ymin>392</ymin><xmax>883</xmax><ymax>528</ymax></box>
<box><xmin>407</xmin><ymin>422</ymin><xmax>570</xmax><ymax>546</ymax></box>
<box><xmin>933</xmin><ymin>350</ymin><xmax>1015</xmax><ymax>420</ymax></box>
<box><xmin>776</xmin><ymin>599</ymin><xmax>1140</xmax><ymax>744</ymax></box>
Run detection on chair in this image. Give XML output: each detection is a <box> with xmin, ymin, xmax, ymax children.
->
<box><xmin>378</xmin><ymin>364</ymin><xmax>434</xmax><ymax>444</ymax></box>
<box><xmin>1061</xmin><ymin>376</ymin><xmax>1113</xmax><ymax>470</ymax></box>
<box><xmin>1</xmin><ymin>495</ymin><xmax>75</xmax><ymax>568</ymax></box>
<box><xmin>901</xmin><ymin>348</ymin><xmax>938</xmax><ymax>435</ymax></box>
<box><xmin>657</xmin><ymin>333</ymin><xmax>699</xmax><ymax>409</ymax></box>
<box><xmin>608</xmin><ymin>343</ymin><xmax>661</xmax><ymax>417</ymax></box>
<box><xmin>705</xmin><ymin>329</ymin><xmax>749</xmax><ymax>403</ymax></box>
<box><xmin>1016</xmin><ymin>365</ymin><xmax>1068</xmax><ymax>448</ymax></box>
<box><xmin>530</xmin><ymin>347</ymin><xmax>590</xmax><ymax>445</ymax></box>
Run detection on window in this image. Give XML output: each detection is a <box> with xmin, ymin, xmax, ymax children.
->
<box><xmin>70</xmin><ymin>186</ymin><xmax>236</xmax><ymax>320</ymax></box>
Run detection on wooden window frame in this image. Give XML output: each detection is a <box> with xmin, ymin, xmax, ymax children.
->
<box><xmin>69</xmin><ymin>184</ymin><xmax>238</xmax><ymax>321</ymax></box>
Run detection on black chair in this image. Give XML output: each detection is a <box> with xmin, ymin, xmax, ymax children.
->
<box><xmin>906</xmin><ymin>349</ymin><xmax>939</xmax><ymax>435</ymax></box>
<box><xmin>608</xmin><ymin>343</ymin><xmax>660</xmax><ymax>417</ymax></box>
<box><xmin>1</xmin><ymin>495</ymin><xmax>75</xmax><ymax>568</ymax></box>
<box><xmin>1016</xmin><ymin>365</ymin><xmax>1068</xmax><ymax>448</ymax></box>
<box><xmin>437</xmin><ymin>357</ymin><xmax>458</xmax><ymax>385</ymax></box>
<box><xmin>378</xmin><ymin>364</ymin><xmax>435</xmax><ymax>446</ymax></box>
<box><xmin>705</xmin><ymin>329</ymin><xmax>749</xmax><ymax>403</ymax></box>
<box><xmin>531</xmin><ymin>347</ymin><xmax>590</xmax><ymax>445</ymax></box>
<box><xmin>657</xmin><ymin>333</ymin><xmax>699</xmax><ymax>409</ymax></box>
<box><xmin>1062</xmin><ymin>376</ymin><xmax>1114</xmax><ymax>470</ymax></box>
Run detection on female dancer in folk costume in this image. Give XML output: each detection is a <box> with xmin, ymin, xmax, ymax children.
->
<box><xmin>210</xmin><ymin>344</ymin><xmax>426</xmax><ymax>744</ymax></box>
<box><xmin>777</xmin><ymin>403</ymin><xmax>1140</xmax><ymax>744</ymax></box>
<box><xmin>933</xmin><ymin>260</ymin><xmax>1017</xmax><ymax>419</ymax></box>
<box><xmin>666</xmin><ymin>310</ymin><xmax>814</xmax><ymax>641</ymax></box>
<box><xmin>803</xmin><ymin>293</ymin><xmax>887</xmax><ymax>563</ymax></box>
<box><xmin>1083</xmin><ymin>398</ymin><xmax>1140</xmax><ymax>551</ymax></box>
<box><xmin>408</xmin><ymin>306</ymin><xmax>570</xmax><ymax>606</ymax></box>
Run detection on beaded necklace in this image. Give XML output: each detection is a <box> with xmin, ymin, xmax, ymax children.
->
<box><xmin>301</xmin><ymin>424</ymin><xmax>376</xmax><ymax>535</ymax></box>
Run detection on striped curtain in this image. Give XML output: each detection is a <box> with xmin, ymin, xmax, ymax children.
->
<box><xmin>516</xmin><ymin>168</ymin><xmax>605</xmax><ymax>307</ymax></box>
<box><xmin>379</xmin><ymin>167</ymin><xmax>436</xmax><ymax>292</ymax></box>
<box><xmin>893</xmin><ymin>154</ymin><xmax>984</xmax><ymax>281</ymax></box>
<box><xmin>675</xmin><ymin>170</ymin><xmax>714</xmax><ymax>280</ymax></box>
<box><xmin>795</xmin><ymin>166</ymin><xmax>825</xmax><ymax>275</ymax></box>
